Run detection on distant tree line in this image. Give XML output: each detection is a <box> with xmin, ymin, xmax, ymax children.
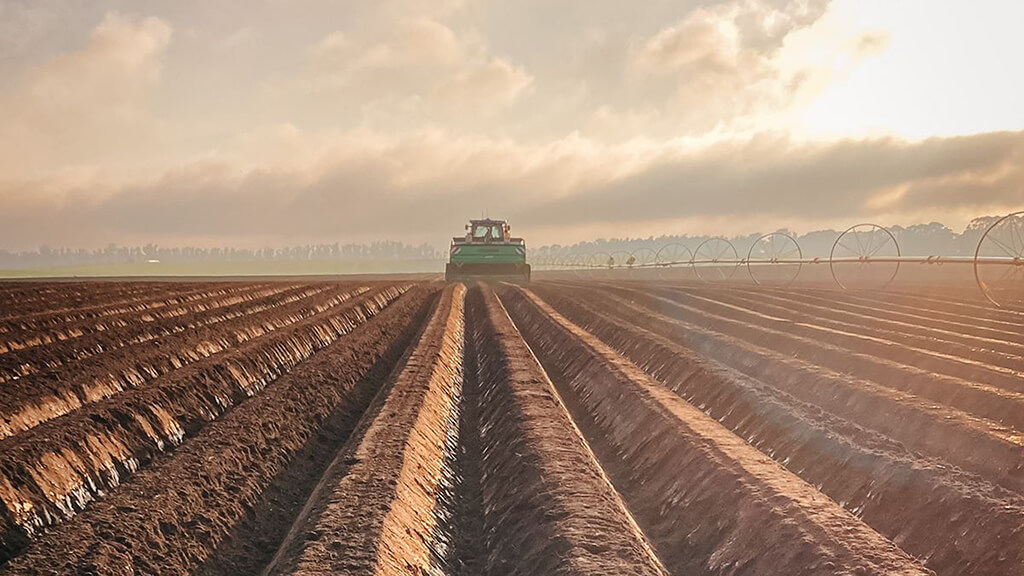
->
<box><xmin>0</xmin><ymin>241</ymin><xmax>446</xmax><ymax>269</ymax></box>
<box><xmin>532</xmin><ymin>216</ymin><xmax>1005</xmax><ymax>260</ymax></box>
<box><xmin>0</xmin><ymin>216</ymin><xmax>1009</xmax><ymax>270</ymax></box>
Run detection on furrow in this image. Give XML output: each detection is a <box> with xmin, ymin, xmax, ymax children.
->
<box><xmin>770</xmin><ymin>286</ymin><xmax>1024</xmax><ymax>340</ymax></box>
<box><xmin>839</xmin><ymin>289</ymin><xmax>1024</xmax><ymax>327</ymax></box>
<box><xmin>0</xmin><ymin>282</ymin><xmax>282</xmax><ymax>357</ymax></box>
<box><xmin>714</xmin><ymin>286</ymin><xmax>1024</xmax><ymax>380</ymax></box>
<box><xmin>0</xmin><ymin>283</ymin><xmax>235</xmax><ymax>328</ymax></box>
<box><xmin>265</xmin><ymin>284</ymin><xmax>465</xmax><ymax>576</ymax></box>
<box><xmin>463</xmin><ymin>285</ymin><xmax>666</xmax><ymax>576</ymax></box>
<box><xmin>501</xmin><ymin>286</ymin><xmax>931</xmax><ymax>576</ymax></box>
<box><xmin>0</xmin><ymin>285</ymin><xmax>410</xmax><ymax>560</ymax></box>
<box><xmin>529</xmin><ymin>283</ymin><xmax>1024</xmax><ymax>576</ymax></box>
<box><xmin>573</xmin><ymin>285</ymin><xmax>1024</xmax><ymax>493</ymax></box>
<box><xmin>0</xmin><ymin>286</ymin><xmax>436</xmax><ymax>575</ymax></box>
<box><xmin>614</xmin><ymin>285</ymin><xmax>1024</xmax><ymax>439</ymax></box>
<box><xmin>0</xmin><ymin>283</ymin><xmax>188</xmax><ymax>319</ymax></box>
<box><xmin>707</xmin><ymin>284</ymin><xmax>1024</xmax><ymax>357</ymax></box>
<box><xmin>0</xmin><ymin>284</ymin><xmax>368</xmax><ymax>439</ymax></box>
<box><xmin>0</xmin><ymin>283</ymin><xmax>317</xmax><ymax>380</ymax></box>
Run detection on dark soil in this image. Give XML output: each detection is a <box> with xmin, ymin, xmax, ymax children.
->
<box><xmin>0</xmin><ymin>286</ymin><xmax>436</xmax><ymax>575</ymax></box>
<box><xmin>2</xmin><ymin>280</ymin><xmax>1022</xmax><ymax>576</ymax></box>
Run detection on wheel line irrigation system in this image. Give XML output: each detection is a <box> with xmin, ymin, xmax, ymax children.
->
<box><xmin>529</xmin><ymin>210</ymin><xmax>1024</xmax><ymax>307</ymax></box>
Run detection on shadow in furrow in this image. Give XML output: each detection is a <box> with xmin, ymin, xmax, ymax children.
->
<box><xmin>196</xmin><ymin>291</ymin><xmax>437</xmax><ymax>576</ymax></box>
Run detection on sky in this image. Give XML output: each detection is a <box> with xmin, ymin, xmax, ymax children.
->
<box><xmin>0</xmin><ymin>0</ymin><xmax>1022</xmax><ymax>250</ymax></box>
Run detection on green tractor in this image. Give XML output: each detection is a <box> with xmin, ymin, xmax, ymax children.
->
<box><xmin>446</xmin><ymin>219</ymin><xmax>531</xmax><ymax>283</ymax></box>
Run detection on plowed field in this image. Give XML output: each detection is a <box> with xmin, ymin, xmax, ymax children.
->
<box><xmin>1</xmin><ymin>279</ymin><xmax>1021</xmax><ymax>575</ymax></box>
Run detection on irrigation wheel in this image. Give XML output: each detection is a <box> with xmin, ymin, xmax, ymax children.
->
<box><xmin>693</xmin><ymin>238</ymin><xmax>739</xmax><ymax>283</ymax></box>
<box><xmin>747</xmin><ymin>233</ymin><xmax>803</xmax><ymax>286</ymax></box>
<box><xmin>608</xmin><ymin>251</ymin><xmax>634</xmax><ymax>273</ymax></box>
<box><xmin>567</xmin><ymin>254</ymin><xmax>587</xmax><ymax>278</ymax></box>
<box><xmin>585</xmin><ymin>252</ymin><xmax>613</xmax><ymax>278</ymax></box>
<box><xmin>975</xmin><ymin>211</ymin><xmax>1024</xmax><ymax>307</ymax></box>
<box><xmin>655</xmin><ymin>243</ymin><xmax>693</xmax><ymax>281</ymax></box>
<box><xmin>829</xmin><ymin>223</ymin><xmax>900</xmax><ymax>290</ymax></box>
<box><xmin>630</xmin><ymin>248</ymin><xmax>658</xmax><ymax>277</ymax></box>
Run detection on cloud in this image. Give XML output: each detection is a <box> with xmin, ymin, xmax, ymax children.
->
<box><xmin>0</xmin><ymin>0</ymin><xmax>68</xmax><ymax>62</ymax></box>
<box><xmin>0</xmin><ymin>0</ymin><xmax>1021</xmax><ymax>252</ymax></box>
<box><xmin>854</xmin><ymin>31</ymin><xmax>889</xmax><ymax>56</ymax></box>
<box><xmin>2</xmin><ymin>128</ymin><xmax>1022</xmax><ymax>249</ymax></box>
<box><xmin>309</xmin><ymin>18</ymin><xmax>465</xmax><ymax>73</ymax></box>
<box><xmin>282</xmin><ymin>16</ymin><xmax>533</xmax><ymax>126</ymax></box>
<box><xmin>24</xmin><ymin>12</ymin><xmax>170</xmax><ymax>111</ymax></box>
<box><xmin>524</xmin><ymin>131</ymin><xmax>1024</xmax><ymax>228</ymax></box>
<box><xmin>359</xmin><ymin>18</ymin><xmax>465</xmax><ymax>70</ymax></box>
<box><xmin>216</xmin><ymin>27</ymin><xmax>261</xmax><ymax>51</ymax></box>
<box><xmin>634</xmin><ymin>0</ymin><xmax>830</xmax><ymax>73</ymax></box>
<box><xmin>432</xmin><ymin>58</ymin><xmax>534</xmax><ymax>111</ymax></box>
<box><xmin>0</xmin><ymin>12</ymin><xmax>172</xmax><ymax>179</ymax></box>
<box><xmin>628</xmin><ymin>0</ymin><xmax>842</xmax><ymax>131</ymax></box>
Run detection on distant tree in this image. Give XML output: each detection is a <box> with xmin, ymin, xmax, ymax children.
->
<box><xmin>896</xmin><ymin>222</ymin><xmax>957</xmax><ymax>256</ymax></box>
<box><xmin>959</xmin><ymin>215</ymin><xmax>1003</xmax><ymax>254</ymax></box>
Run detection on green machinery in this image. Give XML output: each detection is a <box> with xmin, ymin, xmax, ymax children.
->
<box><xmin>445</xmin><ymin>219</ymin><xmax>531</xmax><ymax>283</ymax></box>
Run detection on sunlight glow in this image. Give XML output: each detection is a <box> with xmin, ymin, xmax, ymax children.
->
<box><xmin>793</xmin><ymin>0</ymin><xmax>1024</xmax><ymax>140</ymax></box>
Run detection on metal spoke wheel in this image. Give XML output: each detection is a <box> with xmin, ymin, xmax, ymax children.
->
<box><xmin>975</xmin><ymin>211</ymin><xmax>1024</xmax><ymax>307</ymax></box>
<box><xmin>630</xmin><ymin>248</ymin><xmax>657</xmax><ymax>267</ymax></box>
<box><xmin>608</xmin><ymin>250</ymin><xmax>634</xmax><ymax>273</ymax></box>
<box><xmin>586</xmin><ymin>252</ymin><xmax>613</xmax><ymax>277</ymax></box>
<box><xmin>747</xmin><ymin>233</ymin><xmax>803</xmax><ymax>286</ymax></box>
<box><xmin>629</xmin><ymin>248</ymin><xmax>657</xmax><ymax>278</ymax></box>
<box><xmin>830</xmin><ymin>223</ymin><xmax>900</xmax><ymax>290</ymax></box>
<box><xmin>567</xmin><ymin>254</ymin><xmax>587</xmax><ymax>278</ymax></box>
<box><xmin>655</xmin><ymin>243</ymin><xmax>694</xmax><ymax>281</ymax></box>
<box><xmin>693</xmin><ymin>238</ymin><xmax>739</xmax><ymax>282</ymax></box>
<box><xmin>547</xmin><ymin>255</ymin><xmax>561</xmax><ymax>271</ymax></box>
<box><xmin>546</xmin><ymin>254</ymin><xmax>560</xmax><ymax>271</ymax></box>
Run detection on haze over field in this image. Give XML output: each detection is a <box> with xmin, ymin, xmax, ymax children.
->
<box><xmin>1</xmin><ymin>0</ymin><xmax>1022</xmax><ymax>251</ymax></box>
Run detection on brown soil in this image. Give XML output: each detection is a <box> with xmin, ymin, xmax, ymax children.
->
<box><xmin>0</xmin><ymin>283</ymin><xmax>233</xmax><ymax>327</ymax></box>
<box><xmin>648</xmin><ymin>285</ymin><xmax>1024</xmax><ymax>419</ymax></box>
<box><xmin>500</xmin><ymin>285</ymin><xmax>930</xmax><ymax>576</ymax></box>
<box><xmin>0</xmin><ymin>284</ymin><xmax>370</xmax><ymax>437</ymax></box>
<box><xmin>0</xmin><ymin>283</ymin><xmax>278</xmax><ymax>356</ymax></box>
<box><xmin>1</xmin><ymin>279</ymin><xmax>1021</xmax><ymax>576</ymax></box>
<box><xmin>711</xmin><ymin>285</ymin><xmax>1024</xmax><ymax>357</ymax></box>
<box><xmin>0</xmin><ymin>286</ymin><xmax>436</xmax><ymax>575</ymax></box>
<box><xmin>0</xmin><ymin>283</ymin><xmax>303</xmax><ymax>372</ymax></box>
<box><xmin>0</xmin><ymin>285</ymin><xmax>410</xmax><ymax>557</ymax></box>
<box><xmin>0</xmin><ymin>285</ymin><xmax>322</xmax><ymax>385</ymax></box>
<box><xmin>449</xmin><ymin>301</ymin><xmax>487</xmax><ymax>576</ymax></box>
<box><xmin>568</xmin><ymin>283</ymin><xmax>1024</xmax><ymax>494</ymax></box>
<box><xmin>466</xmin><ymin>284</ymin><xmax>666</xmax><ymax>576</ymax></box>
<box><xmin>528</xmin><ymin>282</ymin><xmax>1024</xmax><ymax>576</ymax></box>
<box><xmin>265</xmin><ymin>284</ymin><xmax>465</xmax><ymax>575</ymax></box>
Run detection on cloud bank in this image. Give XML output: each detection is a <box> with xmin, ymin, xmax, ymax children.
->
<box><xmin>3</xmin><ymin>128</ymin><xmax>1021</xmax><ymax>249</ymax></box>
<box><xmin>0</xmin><ymin>0</ymin><xmax>1021</xmax><ymax>250</ymax></box>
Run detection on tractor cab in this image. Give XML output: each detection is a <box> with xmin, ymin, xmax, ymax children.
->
<box><xmin>465</xmin><ymin>220</ymin><xmax>510</xmax><ymax>243</ymax></box>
